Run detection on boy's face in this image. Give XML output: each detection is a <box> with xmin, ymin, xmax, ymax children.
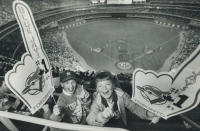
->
<box><xmin>97</xmin><ymin>79</ymin><xmax>113</xmax><ymax>100</ymax></box>
<box><xmin>62</xmin><ymin>79</ymin><xmax>77</xmax><ymax>93</ymax></box>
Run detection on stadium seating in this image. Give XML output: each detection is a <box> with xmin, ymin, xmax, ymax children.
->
<box><xmin>1</xmin><ymin>1</ymin><xmax>200</xmax><ymax>130</ymax></box>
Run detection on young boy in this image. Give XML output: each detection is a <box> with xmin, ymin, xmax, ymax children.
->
<box><xmin>50</xmin><ymin>70</ymin><xmax>91</xmax><ymax>124</ymax></box>
<box><xmin>86</xmin><ymin>71</ymin><xmax>158</xmax><ymax>128</ymax></box>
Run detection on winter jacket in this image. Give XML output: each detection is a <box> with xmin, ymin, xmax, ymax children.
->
<box><xmin>50</xmin><ymin>85</ymin><xmax>91</xmax><ymax>124</ymax></box>
<box><xmin>86</xmin><ymin>88</ymin><xmax>152</xmax><ymax>126</ymax></box>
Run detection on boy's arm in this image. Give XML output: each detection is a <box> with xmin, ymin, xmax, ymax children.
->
<box><xmin>49</xmin><ymin>94</ymin><xmax>65</xmax><ymax>122</ymax></box>
<box><xmin>86</xmin><ymin>96</ymin><xmax>109</xmax><ymax>126</ymax></box>
<box><xmin>123</xmin><ymin>91</ymin><xmax>154</xmax><ymax>120</ymax></box>
<box><xmin>78</xmin><ymin>86</ymin><xmax>91</xmax><ymax>106</ymax></box>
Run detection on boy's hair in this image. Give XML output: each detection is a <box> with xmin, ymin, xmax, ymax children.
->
<box><xmin>94</xmin><ymin>71</ymin><xmax>118</xmax><ymax>88</ymax></box>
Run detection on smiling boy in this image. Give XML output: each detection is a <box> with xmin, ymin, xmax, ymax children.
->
<box><xmin>86</xmin><ymin>71</ymin><xmax>158</xmax><ymax>128</ymax></box>
<box><xmin>50</xmin><ymin>70</ymin><xmax>91</xmax><ymax>124</ymax></box>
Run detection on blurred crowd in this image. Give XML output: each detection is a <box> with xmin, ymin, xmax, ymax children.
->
<box><xmin>1</xmin><ymin>0</ymin><xmax>200</xmax><ymax>26</ymax></box>
<box><xmin>41</xmin><ymin>28</ymin><xmax>84</xmax><ymax>71</ymax></box>
<box><xmin>0</xmin><ymin>55</ymin><xmax>17</xmax><ymax>77</ymax></box>
<box><xmin>0</xmin><ymin>0</ymin><xmax>89</xmax><ymax>26</ymax></box>
<box><xmin>0</xmin><ymin>1</ymin><xmax>200</xmax><ymax>130</ymax></box>
<box><xmin>148</xmin><ymin>7</ymin><xmax>200</xmax><ymax>21</ymax></box>
<box><xmin>150</xmin><ymin>0</ymin><xmax>200</xmax><ymax>3</ymax></box>
<box><xmin>170</xmin><ymin>30</ymin><xmax>200</xmax><ymax>69</ymax></box>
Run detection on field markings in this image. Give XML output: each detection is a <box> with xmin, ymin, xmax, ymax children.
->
<box><xmin>71</xmin><ymin>39</ymin><xmax>116</xmax><ymax>62</ymax></box>
<box><xmin>134</xmin><ymin>34</ymin><xmax>180</xmax><ymax>61</ymax></box>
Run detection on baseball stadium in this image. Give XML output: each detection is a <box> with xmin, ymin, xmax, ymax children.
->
<box><xmin>0</xmin><ymin>0</ymin><xmax>200</xmax><ymax>131</ymax></box>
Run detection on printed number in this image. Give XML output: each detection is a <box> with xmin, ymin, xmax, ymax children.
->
<box><xmin>173</xmin><ymin>95</ymin><xmax>188</xmax><ymax>108</ymax></box>
<box><xmin>41</xmin><ymin>59</ymin><xmax>49</xmax><ymax>73</ymax></box>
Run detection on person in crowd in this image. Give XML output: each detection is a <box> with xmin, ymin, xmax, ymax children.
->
<box><xmin>0</xmin><ymin>81</ymin><xmax>21</xmax><ymax>111</ymax></box>
<box><xmin>50</xmin><ymin>70</ymin><xmax>91</xmax><ymax>124</ymax></box>
<box><xmin>86</xmin><ymin>71</ymin><xmax>159</xmax><ymax>128</ymax></box>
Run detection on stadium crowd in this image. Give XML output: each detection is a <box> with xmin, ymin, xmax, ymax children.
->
<box><xmin>148</xmin><ymin>7</ymin><xmax>200</xmax><ymax>21</ymax></box>
<box><xmin>40</xmin><ymin>28</ymin><xmax>83</xmax><ymax>72</ymax></box>
<box><xmin>1</xmin><ymin>0</ymin><xmax>200</xmax><ymax>27</ymax></box>
<box><xmin>150</xmin><ymin>0</ymin><xmax>200</xmax><ymax>3</ymax></box>
<box><xmin>1</xmin><ymin>0</ymin><xmax>200</xmax><ymax>130</ymax></box>
<box><xmin>170</xmin><ymin>30</ymin><xmax>200</xmax><ymax>70</ymax></box>
<box><xmin>0</xmin><ymin>55</ymin><xmax>18</xmax><ymax>78</ymax></box>
<box><xmin>0</xmin><ymin>0</ymin><xmax>89</xmax><ymax>26</ymax></box>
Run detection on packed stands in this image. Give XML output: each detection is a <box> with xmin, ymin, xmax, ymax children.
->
<box><xmin>0</xmin><ymin>0</ymin><xmax>89</xmax><ymax>26</ymax></box>
<box><xmin>150</xmin><ymin>0</ymin><xmax>200</xmax><ymax>3</ymax></box>
<box><xmin>170</xmin><ymin>30</ymin><xmax>200</xmax><ymax>70</ymax></box>
<box><xmin>148</xmin><ymin>7</ymin><xmax>200</xmax><ymax>21</ymax></box>
<box><xmin>1</xmin><ymin>1</ymin><xmax>200</xmax><ymax>130</ymax></box>
<box><xmin>40</xmin><ymin>28</ymin><xmax>83</xmax><ymax>71</ymax></box>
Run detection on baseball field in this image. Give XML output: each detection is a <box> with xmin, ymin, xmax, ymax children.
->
<box><xmin>66</xmin><ymin>18</ymin><xmax>180</xmax><ymax>73</ymax></box>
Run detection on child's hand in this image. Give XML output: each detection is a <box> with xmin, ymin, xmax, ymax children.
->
<box><xmin>150</xmin><ymin>116</ymin><xmax>160</xmax><ymax>124</ymax></box>
<box><xmin>78</xmin><ymin>86</ymin><xmax>89</xmax><ymax>102</ymax></box>
<box><xmin>53</xmin><ymin>105</ymin><xmax>60</xmax><ymax>116</ymax></box>
<box><xmin>102</xmin><ymin>102</ymin><xmax>114</xmax><ymax>119</ymax></box>
<box><xmin>183</xmin><ymin>121</ymin><xmax>192</xmax><ymax>129</ymax></box>
<box><xmin>78</xmin><ymin>88</ymin><xmax>86</xmax><ymax>99</ymax></box>
<box><xmin>42</xmin><ymin>104</ymin><xmax>49</xmax><ymax>113</ymax></box>
<box><xmin>146</xmin><ymin>111</ymin><xmax>160</xmax><ymax>124</ymax></box>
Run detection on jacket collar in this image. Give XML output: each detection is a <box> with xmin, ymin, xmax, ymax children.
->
<box><xmin>97</xmin><ymin>90</ymin><xmax>119</xmax><ymax>112</ymax></box>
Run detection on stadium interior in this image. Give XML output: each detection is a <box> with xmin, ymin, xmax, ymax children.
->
<box><xmin>0</xmin><ymin>0</ymin><xmax>200</xmax><ymax>130</ymax></box>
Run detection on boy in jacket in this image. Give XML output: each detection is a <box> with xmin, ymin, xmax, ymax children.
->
<box><xmin>50</xmin><ymin>70</ymin><xmax>91</xmax><ymax>124</ymax></box>
<box><xmin>86</xmin><ymin>71</ymin><xmax>158</xmax><ymax>128</ymax></box>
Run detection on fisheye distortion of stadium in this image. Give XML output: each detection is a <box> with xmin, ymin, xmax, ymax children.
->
<box><xmin>0</xmin><ymin>0</ymin><xmax>200</xmax><ymax>131</ymax></box>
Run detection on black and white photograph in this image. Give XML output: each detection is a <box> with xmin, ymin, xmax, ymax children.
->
<box><xmin>0</xmin><ymin>0</ymin><xmax>200</xmax><ymax>131</ymax></box>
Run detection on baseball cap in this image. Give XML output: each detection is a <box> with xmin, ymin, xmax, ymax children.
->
<box><xmin>60</xmin><ymin>70</ymin><xmax>76</xmax><ymax>83</ymax></box>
